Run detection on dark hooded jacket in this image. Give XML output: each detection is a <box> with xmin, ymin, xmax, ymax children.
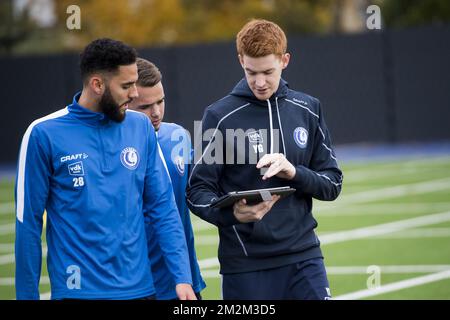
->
<box><xmin>187</xmin><ymin>78</ymin><xmax>343</xmax><ymax>274</ymax></box>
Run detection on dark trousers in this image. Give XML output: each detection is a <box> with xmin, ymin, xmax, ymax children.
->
<box><xmin>222</xmin><ymin>258</ymin><xmax>331</xmax><ymax>300</ymax></box>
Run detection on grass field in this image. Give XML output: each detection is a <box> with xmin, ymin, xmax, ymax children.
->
<box><xmin>1</xmin><ymin>154</ymin><xmax>450</xmax><ymax>300</ymax></box>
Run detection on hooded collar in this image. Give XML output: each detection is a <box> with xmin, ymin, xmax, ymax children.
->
<box><xmin>68</xmin><ymin>92</ymin><xmax>111</xmax><ymax>126</ymax></box>
<box><xmin>230</xmin><ymin>78</ymin><xmax>289</xmax><ymax>107</ymax></box>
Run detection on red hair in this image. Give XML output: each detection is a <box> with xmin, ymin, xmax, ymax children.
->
<box><xmin>236</xmin><ymin>19</ymin><xmax>287</xmax><ymax>58</ymax></box>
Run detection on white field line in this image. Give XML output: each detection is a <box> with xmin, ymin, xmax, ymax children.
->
<box><xmin>192</xmin><ymin>219</ymin><xmax>215</xmax><ymax>232</ymax></box>
<box><xmin>0</xmin><ymin>253</ymin><xmax>15</xmax><ymax>265</ymax></box>
<box><xmin>195</xmin><ymin>235</ymin><xmax>219</xmax><ymax>245</ymax></box>
<box><xmin>198</xmin><ymin>257</ymin><xmax>221</xmax><ymax>269</ymax></box>
<box><xmin>370</xmin><ymin>228</ymin><xmax>450</xmax><ymax>239</ymax></box>
<box><xmin>319</xmin><ymin>210</ymin><xmax>450</xmax><ymax>245</ymax></box>
<box><xmin>4</xmin><ymin>158</ymin><xmax>449</xmax><ymax>299</ymax></box>
<box><xmin>317</xmin><ymin>177</ymin><xmax>450</xmax><ymax>211</ymax></box>
<box><xmin>198</xmin><ymin>210</ymin><xmax>450</xmax><ymax>270</ymax></box>
<box><xmin>40</xmin><ymin>292</ymin><xmax>51</xmax><ymax>300</ymax></box>
<box><xmin>341</xmin><ymin>157</ymin><xmax>450</xmax><ymax>175</ymax></box>
<box><xmin>6</xmin><ymin>166</ymin><xmax>438</xmax><ymax>218</ymax></box>
<box><xmin>201</xmin><ymin>269</ymin><xmax>220</xmax><ymax>278</ymax></box>
<box><xmin>315</xmin><ymin>202</ymin><xmax>450</xmax><ymax>216</ymax></box>
<box><xmin>14</xmin><ymin>208</ymin><xmax>440</xmax><ymax>297</ymax></box>
<box><xmin>327</xmin><ymin>265</ymin><xmax>450</xmax><ymax>275</ymax></box>
<box><xmin>334</xmin><ymin>270</ymin><xmax>450</xmax><ymax>300</ymax></box>
<box><xmin>190</xmin><ymin>177</ymin><xmax>450</xmax><ymax>231</ymax></box>
<box><xmin>200</xmin><ymin>265</ymin><xmax>450</xmax><ymax>279</ymax></box>
<box><xmin>0</xmin><ymin>247</ymin><xmax>47</xmax><ymax>266</ymax></box>
<box><xmin>5</xmin><ymin>174</ymin><xmax>450</xmax><ymax>294</ymax></box>
<box><xmin>0</xmin><ymin>202</ymin><xmax>14</xmax><ymax>215</ymax></box>
<box><xmin>196</xmin><ymin>226</ymin><xmax>450</xmax><ymax>247</ymax></box>
<box><xmin>0</xmin><ymin>223</ymin><xmax>14</xmax><ymax>235</ymax></box>
<box><xmin>311</xmin><ymin>226</ymin><xmax>450</xmax><ymax>238</ymax></box>
<box><xmin>0</xmin><ymin>276</ymin><xmax>49</xmax><ymax>286</ymax></box>
<box><xmin>0</xmin><ymin>243</ymin><xmax>14</xmax><ymax>253</ymax></box>
<box><xmin>343</xmin><ymin>166</ymin><xmax>447</xmax><ymax>184</ymax></box>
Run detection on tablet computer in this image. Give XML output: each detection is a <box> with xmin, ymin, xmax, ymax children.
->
<box><xmin>210</xmin><ymin>186</ymin><xmax>296</xmax><ymax>209</ymax></box>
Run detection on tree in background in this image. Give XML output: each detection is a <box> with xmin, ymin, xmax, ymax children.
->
<box><xmin>0</xmin><ymin>0</ymin><xmax>36</xmax><ymax>54</ymax></box>
<box><xmin>48</xmin><ymin>0</ymin><xmax>336</xmax><ymax>51</ymax></box>
<box><xmin>54</xmin><ymin>0</ymin><xmax>185</xmax><ymax>48</ymax></box>
<box><xmin>380</xmin><ymin>0</ymin><xmax>450</xmax><ymax>28</ymax></box>
<box><xmin>2</xmin><ymin>0</ymin><xmax>450</xmax><ymax>55</ymax></box>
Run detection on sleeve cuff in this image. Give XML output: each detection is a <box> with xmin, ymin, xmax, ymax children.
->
<box><xmin>292</xmin><ymin>166</ymin><xmax>307</xmax><ymax>188</ymax></box>
<box><xmin>175</xmin><ymin>277</ymin><xmax>193</xmax><ymax>286</ymax></box>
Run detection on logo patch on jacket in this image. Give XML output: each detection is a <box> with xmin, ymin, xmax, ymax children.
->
<box><xmin>68</xmin><ymin>161</ymin><xmax>84</xmax><ymax>176</ymax></box>
<box><xmin>120</xmin><ymin>147</ymin><xmax>139</xmax><ymax>170</ymax></box>
<box><xmin>248</xmin><ymin>130</ymin><xmax>265</xmax><ymax>154</ymax></box>
<box><xmin>174</xmin><ymin>155</ymin><xmax>185</xmax><ymax>176</ymax></box>
<box><xmin>293</xmin><ymin>127</ymin><xmax>308</xmax><ymax>149</ymax></box>
<box><xmin>247</xmin><ymin>130</ymin><xmax>263</xmax><ymax>143</ymax></box>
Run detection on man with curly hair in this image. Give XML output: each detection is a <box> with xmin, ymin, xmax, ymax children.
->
<box><xmin>15</xmin><ymin>38</ymin><xmax>196</xmax><ymax>300</ymax></box>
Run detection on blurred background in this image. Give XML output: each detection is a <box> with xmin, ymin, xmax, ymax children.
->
<box><xmin>1</xmin><ymin>0</ymin><xmax>450</xmax><ymax>300</ymax></box>
<box><xmin>1</xmin><ymin>0</ymin><xmax>450</xmax><ymax>161</ymax></box>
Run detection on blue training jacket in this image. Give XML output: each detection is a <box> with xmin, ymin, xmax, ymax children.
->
<box><xmin>148</xmin><ymin>122</ymin><xmax>206</xmax><ymax>299</ymax></box>
<box><xmin>15</xmin><ymin>93</ymin><xmax>192</xmax><ymax>300</ymax></box>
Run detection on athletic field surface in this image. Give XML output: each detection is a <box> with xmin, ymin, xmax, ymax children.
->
<box><xmin>1</xmin><ymin>143</ymin><xmax>450</xmax><ymax>300</ymax></box>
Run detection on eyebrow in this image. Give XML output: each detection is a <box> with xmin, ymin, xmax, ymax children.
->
<box><xmin>122</xmin><ymin>81</ymin><xmax>136</xmax><ymax>86</ymax></box>
<box><xmin>245</xmin><ymin>68</ymin><xmax>275</xmax><ymax>73</ymax></box>
<box><xmin>137</xmin><ymin>97</ymin><xmax>165</xmax><ymax>109</ymax></box>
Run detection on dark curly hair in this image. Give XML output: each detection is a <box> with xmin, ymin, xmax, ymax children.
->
<box><xmin>80</xmin><ymin>38</ymin><xmax>137</xmax><ymax>81</ymax></box>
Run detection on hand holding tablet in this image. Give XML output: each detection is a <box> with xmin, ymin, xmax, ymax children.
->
<box><xmin>210</xmin><ymin>186</ymin><xmax>296</xmax><ymax>209</ymax></box>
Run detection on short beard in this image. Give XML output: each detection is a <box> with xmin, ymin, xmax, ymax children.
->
<box><xmin>99</xmin><ymin>86</ymin><xmax>127</xmax><ymax>123</ymax></box>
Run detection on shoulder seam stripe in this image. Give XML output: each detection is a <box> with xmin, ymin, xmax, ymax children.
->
<box><xmin>16</xmin><ymin>107</ymin><xmax>69</xmax><ymax>223</ymax></box>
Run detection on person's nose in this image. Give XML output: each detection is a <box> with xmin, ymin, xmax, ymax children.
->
<box><xmin>255</xmin><ymin>74</ymin><xmax>266</xmax><ymax>88</ymax></box>
<box><xmin>129</xmin><ymin>84</ymin><xmax>139</xmax><ymax>99</ymax></box>
<box><xmin>151</xmin><ymin>106</ymin><xmax>161</xmax><ymax>118</ymax></box>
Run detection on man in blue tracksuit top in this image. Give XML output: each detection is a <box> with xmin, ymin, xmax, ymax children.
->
<box><xmin>14</xmin><ymin>39</ymin><xmax>196</xmax><ymax>300</ymax></box>
<box><xmin>186</xmin><ymin>20</ymin><xmax>343</xmax><ymax>300</ymax></box>
<box><xmin>129</xmin><ymin>58</ymin><xmax>206</xmax><ymax>299</ymax></box>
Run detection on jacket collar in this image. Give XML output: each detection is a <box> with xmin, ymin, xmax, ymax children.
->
<box><xmin>68</xmin><ymin>92</ymin><xmax>110</xmax><ymax>126</ymax></box>
<box><xmin>230</xmin><ymin>78</ymin><xmax>289</xmax><ymax>107</ymax></box>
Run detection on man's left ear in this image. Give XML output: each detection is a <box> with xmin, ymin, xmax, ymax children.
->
<box><xmin>238</xmin><ymin>54</ymin><xmax>244</xmax><ymax>68</ymax></box>
<box><xmin>281</xmin><ymin>53</ymin><xmax>290</xmax><ymax>69</ymax></box>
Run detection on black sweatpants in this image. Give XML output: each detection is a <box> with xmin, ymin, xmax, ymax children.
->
<box><xmin>222</xmin><ymin>258</ymin><xmax>331</xmax><ymax>300</ymax></box>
